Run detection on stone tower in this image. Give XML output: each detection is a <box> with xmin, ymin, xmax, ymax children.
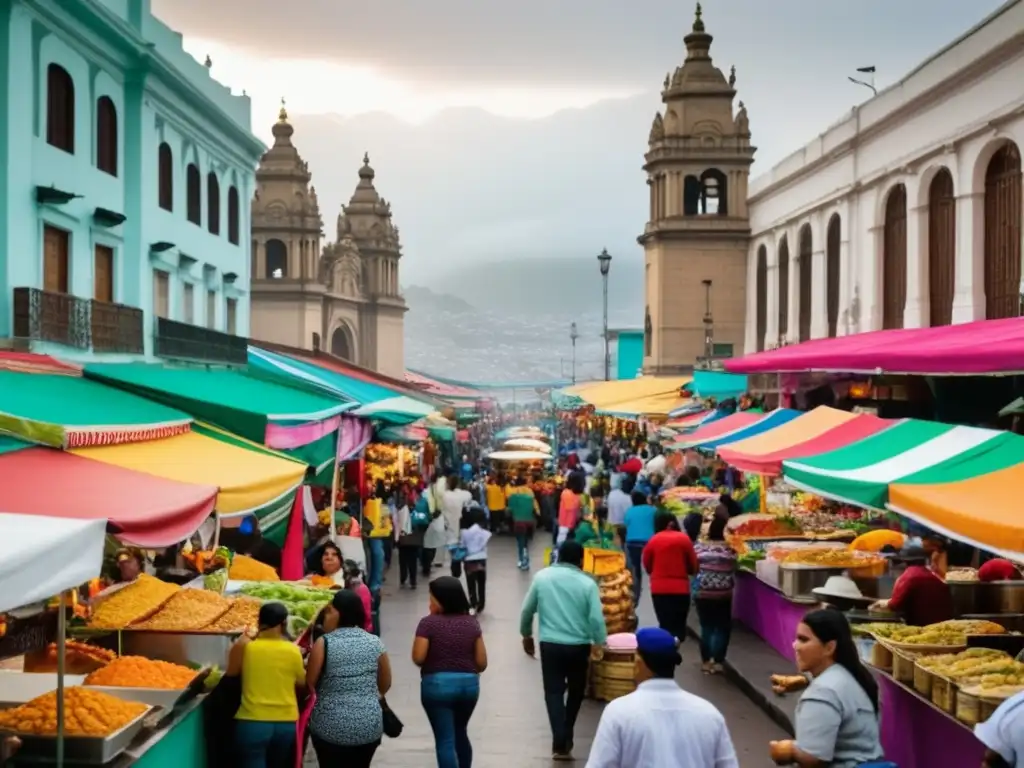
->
<box><xmin>640</xmin><ymin>3</ymin><xmax>755</xmax><ymax>373</ymax></box>
<box><xmin>249</xmin><ymin>101</ymin><xmax>327</xmax><ymax>351</ymax></box>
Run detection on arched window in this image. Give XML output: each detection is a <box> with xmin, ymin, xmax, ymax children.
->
<box><xmin>755</xmin><ymin>245</ymin><xmax>767</xmax><ymax>351</ymax></box>
<box><xmin>798</xmin><ymin>224</ymin><xmax>812</xmax><ymax>341</ymax></box>
<box><xmin>928</xmin><ymin>168</ymin><xmax>956</xmax><ymax>326</ymax></box>
<box><xmin>158</xmin><ymin>143</ymin><xmax>173</xmax><ymax>211</ymax></box>
<box><xmin>265</xmin><ymin>239</ymin><xmax>287</xmax><ymax>278</ymax></box>
<box><xmin>46</xmin><ymin>64</ymin><xmax>75</xmax><ymax>153</ymax></box>
<box><xmin>186</xmin><ymin>163</ymin><xmax>201</xmax><ymax>225</ymax></box>
<box><xmin>330</xmin><ymin>326</ymin><xmax>352</xmax><ymax>361</ymax></box>
<box><xmin>882</xmin><ymin>184</ymin><xmax>908</xmax><ymax>329</ymax></box>
<box><xmin>699</xmin><ymin>169</ymin><xmax>728</xmax><ymax>215</ymax></box>
<box><xmin>826</xmin><ymin>214</ymin><xmax>841</xmax><ymax>337</ymax></box>
<box><xmin>96</xmin><ymin>96</ymin><xmax>117</xmax><ymax>175</ymax></box>
<box><xmin>644</xmin><ymin>308</ymin><xmax>652</xmax><ymax>356</ymax></box>
<box><xmin>207</xmin><ymin>173</ymin><xmax>220</xmax><ymax>235</ymax></box>
<box><xmin>984</xmin><ymin>142</ymin><xmax>1022</xmax><ymax>320</ymax></box>
<box><xmin>227</xmin><ymin>186</ymin><xmax>240</xmax><ymax>245</ymax></box>
<box><xmin>777</xmin><ymin>237</ymin><xmax>789</xmax><ymax>341</ymax></box>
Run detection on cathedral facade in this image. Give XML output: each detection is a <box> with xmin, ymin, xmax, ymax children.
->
<box><xmin>248</xmin><ymin>106</ymin><xmax>407</xmax><ymax>377</ymax></box>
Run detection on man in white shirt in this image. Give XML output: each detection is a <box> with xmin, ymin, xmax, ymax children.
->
<box><xmin>976</xmin><ymin>689</ymin><xmax>1024</xmax><ymax>767</ymax></box>
<box><xmin>585</xmin><ymin>627</ymin><xmax>739</xmax><ymax>768</ymax></box>
<box><xmin>442</xmin><ymin>475</ymin><xmax>473</xmax><ymax>574</ymax></box>
<box><xmin>606</xmin><ymin>474</ymin><xmax>633</xmax><ymax>528</ymax></box>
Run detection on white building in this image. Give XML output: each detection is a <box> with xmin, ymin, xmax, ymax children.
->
<box><xmin>743</xmin><ymin>0</ymin><xmax>1024</xmax><ymax>353</ymax></box>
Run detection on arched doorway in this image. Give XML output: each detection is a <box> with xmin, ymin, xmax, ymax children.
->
<box><xmin>755</xmin><ymin>245</ymin><xmax>767</xmax><ymax>351</ymax></box>
<box><xmin>826</xmin><ymin>214</ymin><xmax>841</xmax><ymax>337</ymax></box>
<box><xmin>265</xmin><ymin>239</ymin><xmax>287</xmax><ymax>278</ymax></box>
<box><xmin>777</xmin><ymin>236</ymin><xmax>789</xmax><ymax>341</ymax></box>
<box><xmin>798</xmin><ymin>224</ymin><xmax>812</xmax><ymax>341</ymax></box>
<box><xmin>928</xmin><ymin>168</ymin><xmax>956</xmax><ymax>326</ymax></box>
<box><xmin>330</xmin><ymin>326</ymin><xmax>353</xmax><ymax>361</ymax></box>
<box><xmin>882</xmin><ymin>184</ymin><xmax>908</xmax><ymax>329</ymax></box>
<box><xmin>984</xmin><ymin>142</ymin><xmax>1022</xmax><ymax>320</ymax></box>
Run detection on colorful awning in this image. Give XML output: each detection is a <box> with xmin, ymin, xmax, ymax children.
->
<box><xmin>404</xmin><ymin>370</ymin><xmax>483</xmax><ymax>400</ymax></box>
<box><xmin>717</xmin><ymin>407</ymin><xmax>889</xmax><ymax>475</ymax></box>
<box><xmin>783</xmin><ymin>420</ymin><xmax>1024</xmax><ymax>509</ymax></box>
<box><xmin>85</xmin><ymin>363</ymin><xmax>351</xmax><ymax>447</ymax></box>
<box><xmin>558</xmin><ymin>376</ymin><xmax>692</xmax><ymax>410</ymax></box>
<box><xmin>0</xmin><ymin>448</ymin><xmax>217</xmax><ymax>547</ymax></box>
<box><xmin>724</xmin><ymin>316</ymin><xmax>1024</xmax><ymax>375</ymax></box>
<box><xmin>888</xmin><ymin>462</ymin><xmax>1024</xmax><ymax>559</ymax></box>
<box><xmin>597</xmin><ymin>390</ymin><xmax>691</xmax><ymax>418</ymax></box>
<box><xmin>0</xmin><ymin>370</ymin><xmax>191</xmax><ymax>448</ymax></box>
<box><xmin>671</xmin><ymin>410</ymin><xmax>794</xmax><ymax>450</ymax></box>
<box><xmin>665</xmin><ymin>410</ymin><xmax>713</xmax><ymax>429</ymax></box>
<box><xmin>72</xmin><ymin>430</ymin><xmax>307</xmax><ymax>518</ymax></box>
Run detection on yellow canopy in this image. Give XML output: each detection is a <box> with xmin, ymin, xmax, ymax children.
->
<box><xmin>73</xmin><ymin>431</ymin><xmax>307</xmax><ymax>516</ymax></box>
<box><xmin>888</xmin><ymin>463</ymin><xmax>1024</xmax><ymax>558</ymax></box>
<box><xmin>569</xmin><ymin>376</ymin><xmax>692</xmax><ymax>410</ymax></box>
<box><xmin>598</xmin><ymin>390</ymin><xmax>691</xmax><ymax>419</ymax></box>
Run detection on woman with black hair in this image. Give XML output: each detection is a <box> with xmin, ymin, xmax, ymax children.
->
<box><xmin>769</xmin><ymin>609</ymin><xmax>887</xmax><ymax>768</ymax></box>
<box><xmin>413</xmin><ymin>577</ymin><xmax>487</xmax><ymax>768</ymax></box>
<box><xmin>693</xmin><ymin>512</ymin><xmax>737</xmax><ymax>674</ymax></box>
<box><xmin>306</xmin><ymin>590</ymin><xmax>391</xmax><ymax>767</ymax></box>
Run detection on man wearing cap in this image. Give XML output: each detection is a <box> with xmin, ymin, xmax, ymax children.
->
<box><xmin>520</xmin><ymin>540</ymin><xmax>608</xmax><ymax>761</ymax></box>
<box><xmin>585</xmin><ymin>627</ymin><xmax>739</xmax><ymax>768</ymax></box>
<box><xmin>976</xmin><ymin>689</ymin><xmax>1024</xmax><ymax>767</ymax></box>
<box><xmin>869</xmin><ymin>544</ymin><xmax>953</xmax><ymax>627</ymax></box>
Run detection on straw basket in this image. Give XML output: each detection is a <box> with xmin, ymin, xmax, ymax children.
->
<box><xmin>589</xmin><ymin>651</ymin><xmax>637</xmax><ymax>703</ymax></box>
<box><xmin>913</xmin><ymin>663</ymin><xmax>936</xmax><ymax>698</ymax></box>
<box><xmin>931</xmin><ymin>674</ymin><xmax>958</xmax><ymax>714</ymax></box>
<box><xmin>891</xmin><ymin>650</ymin><xmax>920</xmax><ymax>684</ymax></box>
<box><xmin>870</xmin><ymin>641</ymin><xmax>893</xmax><ymax>670</ymax></box>
<box><xmin>955</xmin><ymin>686</ymin><xmax>983</xmax><ymax>726</ymax></box>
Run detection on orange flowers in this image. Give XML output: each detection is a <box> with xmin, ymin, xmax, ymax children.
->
<box><xmin>85</xmin><ymin>656</ymin><xmax>197</xmax><ymax>690</ymax></box>
<box><xmin>0</xmin><ymin>687</ymin><xmax>147</xmax><ymax>736</ymax></box>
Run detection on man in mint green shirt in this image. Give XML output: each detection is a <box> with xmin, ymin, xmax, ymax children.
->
<box><xmin>520</xmin><ymin>540</ymin><xmax>607</xmax><ymax>761</ymax></box>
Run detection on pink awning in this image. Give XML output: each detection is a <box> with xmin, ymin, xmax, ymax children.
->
<box><xmin>718</xmin><ymin>413</ymin><xmax>891</xmax><ymax>475</ymax></box>
<box><xmin>724</xmin><ymin>317</ymin><xmax>1024</xmax><ymax>375</ymax></box>
<box><xmin>404</xmin><ymin>370</ymin><xmax>482</xmax><ymax>399</ymax></box>
<box><xmin>669</xmin><ymin>411</ymin><xmax>761</xmax><ymax>447</ymax></box>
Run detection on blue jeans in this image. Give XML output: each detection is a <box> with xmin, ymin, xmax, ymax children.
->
<box><xmin>235</xmin><ymin>719</ymin><xmax>295</xmax><ymax>768</ymax></box>
<box><xmin>515</xmin><ymin>532</ymin><xmax>530</xmax><ymax>566</ymax></box>
<box><xmin>695</xmin><ymin>598</ymin><xmax>732</xmax><ymax>663</ymax></box>
<box><xmin>421</xmin><ymin>672</ymin><xmax>480</xmax><ymax>768</ymax></box>
<box><xmin>367</xmin><ymin>537</ymin><xmax>385</xmax><ymax>594</ymax></box>
<box><xmin>626</xmin><ymin>542</ymin><xmax>645</xmax><ymax>604</ymax></box>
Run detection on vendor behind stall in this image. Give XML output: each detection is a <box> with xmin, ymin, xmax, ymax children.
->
<box><xmin>870</xmin><ymin>545</ymin><xmax>953</xmax><ymax>626</ymax></box>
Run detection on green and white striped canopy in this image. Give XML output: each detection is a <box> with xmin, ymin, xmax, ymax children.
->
<box><xmin>782</xmin><ymin>419</ymin><xmax>1024</xmax><ymax>510</ymax></box>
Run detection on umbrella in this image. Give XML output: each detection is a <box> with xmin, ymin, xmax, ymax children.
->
<box><xmin>503</xmin><ymin>437</ymin><xmax>552</xmax><ymax>453</ymax></box>
<box><xmin>487</xmin><ymin>450</ymin><xmax>552</xmax><ymax>462</ymax></box>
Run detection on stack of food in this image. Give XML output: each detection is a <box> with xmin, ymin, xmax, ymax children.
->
<box><xmin>23</xmin><ymin>641</ymin><xmax>116</xmax><ymax>674</ymax></box>
<box><xmin>945</xmin><ymin>568</ymin><xmax>980</xmax><ymax>583</ymax></box>
<box><xmin>780</xmin><ymin>548</ymin><xmax>884</xmax><ymax>571</ymax></box>
<box><xmin>200</xmin><ymin>597</ymin><xmax>262</xmax><ymax>634</ymax></box>
<box><xmin>914</xmin><ymin>647</ymin><xmax>1024</xmax><ymax>715</ymax></box>
<box><xmin>597</xmin><ymin>569</ymin><xmax>635</xmax><ymax>635</ymax></box>
<box><xmin>89</xmin><ymin>574</ymin><xmax>180</xmax><ymax>629</ymax></box>
<box><xmin>239</xmin><ymin>583</ymin><xmax>335</xmax><ymax>637</ymax></box>
<box><xmin>229</xmin><ymin>555</ymin><xmax>280</xmax><ymax>582</ymax></box>
<box><xmin>131</xmin><ymin>589</ymin><xmax>231</xmax><ymax>631</ymax></box>
<box><xmin>84</xmin><ymin>656</ymin><xmax>197</xmax><ymax>690</ymax></box>
<box><xmin>0</xmin><ymin>687</ymin><xmax>148</xmax><ymax>736</ymax></box>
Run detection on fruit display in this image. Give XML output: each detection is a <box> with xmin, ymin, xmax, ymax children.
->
<box><xmin>239</xmin><ymin>582</ymin><xmax>334</xmax><ymax>632</ymax></box>
<box><xmin>365</xmin><ymin>442</ymin><xmax>418</xmax><ymax>487</ymax></box>
<box><xmin>89</xmin><ymin>574</ymin><xmax>180</xmax><ymax>629</ymax></box>
<box><xmin>200</xmin><ymin>597</ymin><xmax>261</xmax><ymax>634</ymax></box>
<box><xmin>23</xmin><ymin>641</ymin><xmax>117</xmax><ymax>674</ymax></box>
<box><xmin>862</xmin><ymin>619</ymin><xmax>1006</xmax><ymax>647</ymax></box>
<box><xmin>131</xmin><ymin>589</ymin><xmax>231</xmax><ymax>631</ymax></box>
<box><xmin>229</xmin><ymin>555</ymin><xmax>280</xmax><ymax>582</ymax></box>
<box><xmin>84</xmin><ymin>656</ymin><xmax>197</xmax><ymax>689</ymax></box>
<box><xmin>730</xmin><ymin>517</ymin><xmax>803</xmax><ymax>538</ymax></box>
<box><xmin>597</xmin><ymin>569</ymin><xmax>635</xmax><ymax>635</ymax></box>
<box><xmin>780</xmin><ymin>548</ymin><xmax>884</xmax><ymax>569</ymax></box>
<box><xmin>854</xmin><ymin>622</ymin><xmax>909</xmax><ymax>640</ymax></box>
<box><xmin>203</xmin><ymin>568</ymin><xmax>229</xmax><ymax>594</ymax></box>
<box><xmin>181</xmin><ymin>545</ymin><xmax>232</xmax><ymax>575</ymax></box>
<box><xmin>0</xmin><ymin>687</ymin><xmax>148</xmax><ymax>736</ymax></box>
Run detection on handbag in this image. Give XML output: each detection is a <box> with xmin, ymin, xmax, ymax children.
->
<box><xmin>380</xmin><ymin>697</ymin><xmax>403</xmax><ymax>738</ymax></box>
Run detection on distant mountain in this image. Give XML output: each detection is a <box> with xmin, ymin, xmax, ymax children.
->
<box><xmin>402</xmin><ymin>285</ymin><xmax>475</xmax><ymax>314</ymax></box>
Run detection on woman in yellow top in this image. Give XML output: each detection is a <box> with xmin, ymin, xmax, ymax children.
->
<box><xmin>227</xmin><ymin>602</ymin><xmax>307</xmax><ymax>768</ymax></box>
<box><xmin>485</xmin><ymin>474</ymin><xmax>508</xmax><ymax>532</ymax></box>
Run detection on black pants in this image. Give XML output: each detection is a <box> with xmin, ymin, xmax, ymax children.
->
<box><xmin>465</xmin><ymin>562</ymin><xmax>486</xmax><ymax>610</ymax></box>
<box><xmin>651</xmin><ymin>593</ymin><xmax>691</xmax><ymax>642</ymax></box>
<box><xmin>696</xmin><ymin>598</ymin><xmax>733</xmax><ymax>663</ymax></box>
<box><xmin>311</xmin><ymin>735</ymin><xmax>380</xmax><ymax>768</ymax></box>
<box><xmin>398</xmin><ymin>544</ymin><xmax>421</xmax><ymax>586</ymax></box>
<box><xmin>420</xmin><ymin>547</ymin><xmax>436</xmax><ymax>577</ymax></box>
<box><xmin>539</xmin><ymin>642</ymin><xmax>590</xmax><ymax>753</ymax></box>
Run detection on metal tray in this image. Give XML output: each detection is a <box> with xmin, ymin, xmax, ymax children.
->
<box><xmin>0</xmin><ymin>706</ymin><xmax>154</xmax><ymax>764</ymax></box>
<box><xmin>0</xmin><ymin>673</ymin><xmax>87</xmax><ymax>705</ymax></box>
<box><xmin>83</xmin><ymin>685</ymin><xmax>189</xmax><ymax>713</ymax></box>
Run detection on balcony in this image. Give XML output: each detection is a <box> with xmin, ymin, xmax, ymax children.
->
<box><xmin>154</xmin><ymin>317</ymin><xmax>248</xmax><ymax>365</ymax></box>
<box><xmin>12</xmin><ymin>287</ymin><xmax>144</xmax><ymax>354</ymax></box>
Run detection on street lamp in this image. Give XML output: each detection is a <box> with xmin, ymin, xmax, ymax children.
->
<box><xmin>702</xmin><ymin>279</ymin><xmax>714</xmax><ymax>364</ymax></box>
<box><xmin>848</xmin><ymin>65</ymin><xmax>877</xmax><ymax>95</ymax></box>
<box><xmin>569</xmin><ymin>322</ymin><xmax>579</xmax><ymax>384</ymax></box>
<box><xmin>597</xmin><ymin>249</ymin><xmax>612</xmax><ymax>380</ymax></box>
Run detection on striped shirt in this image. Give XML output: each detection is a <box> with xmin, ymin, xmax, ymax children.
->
<box><xmin>693</xmin><ymin>542</ymin><xmax>738</xmax><ymax>599</ymax></box>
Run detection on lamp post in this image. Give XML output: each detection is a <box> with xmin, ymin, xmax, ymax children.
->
<box><xmin>702</xmin><ymin>279</ymin><xmax>714</xmax><ymax>365</ymax></box>
<box><xmin>848</xmin><ymin>65</ymin><xmax>877</xmax><ymax>95</ymax></box>
<box><xmin>569</xmin><ymin>322</ymin><xmax>579</xmax><ymax>384</ymax></box>
<box><xmin>597</xmin><ymin>249</ymin><xmax>612</xmax><ymax>380</ymax></box>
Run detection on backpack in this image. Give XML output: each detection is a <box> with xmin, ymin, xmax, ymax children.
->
<box><xmin>410</xmin><ymin>497</ymin><xmax>431</xmax><ymax>530</ymax></box>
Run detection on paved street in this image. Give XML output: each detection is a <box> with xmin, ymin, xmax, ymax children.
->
<box><xmin>361</xmin><ymin>535</ymin><xmax>787</xmax><ymax>767</ymax></box>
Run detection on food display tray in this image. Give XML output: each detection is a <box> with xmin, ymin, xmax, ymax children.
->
<box><xmin>0</xmin><ymin>672</ymin><xmax>87</xmax><ymax>705</ymax></box>
<box><xmin>0</xmin><ymin>706</ymin><xmax>153</xmax><ymax>764</ymax></box>
<box><xmin>84</xmin><ymin>684</ymin><xmax>192</xmax><ymax>713</ymax></box>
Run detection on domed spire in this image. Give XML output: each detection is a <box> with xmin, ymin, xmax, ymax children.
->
<box><xmin>272</xmin><ymin>97</ymin><xmax>294</xmax><ymax>142</ymax></box>
<box><xmin>278</xmin><ymin>97</ymin><xmax>288</xmax><ymax>123</ymax></box>
<box><xmin>358</xmin><ymin>152</ymin><xmax>375</xmax><ymax>180</ymax></box>
<box><xmin>692</xmin><ymin>2</ymin><xmax>704</xmax><ymax>32</ymax></box>
<box><xmin>684</xmin><ymin>1</ymin><xmax>713</xmax><ymax>60</ymax></box>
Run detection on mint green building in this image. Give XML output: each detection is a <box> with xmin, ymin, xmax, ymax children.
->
<box><xmin>0</xmin><ymin>0</ymin><xmax>265</xmax><ymax>364</ymax></box>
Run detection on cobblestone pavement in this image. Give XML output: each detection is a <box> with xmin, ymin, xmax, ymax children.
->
<box><xmin>321</xmin><ymin>536</ymin><xmax>787</xmax><ymax>767</ymax></box>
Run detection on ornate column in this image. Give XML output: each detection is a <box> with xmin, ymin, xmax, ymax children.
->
<box><xmin>744</xmin><ymin>244</ymin><xmax>758</xmax><ymax>354</ymax></box>
<box><xmin>864</xmin><ymin>223</ymin><xmax>883</xmax><ymax>332</ymax></box>
<box><xmin>952</xmin><ymin>191</ymin><xmax>985</xmax><ymax>322</ymax></box>
<box><xmin>765</xmin><ymin>238</ymin><xmax>779</xmax><ymax>347</ymax></box>
<box><xmin>903</xmin><ymin>202</ymin><xmax>928</xmax><ymax>328</ymax></box>
<box><xmin>809</xmin><ymin>212</ymin><xmax>827</xmax><ymax>338</ymax></box>
<box><xmin>786</xmin><ymin>224</ymin><xmax>800</xmax><ymax>342</ymax></box>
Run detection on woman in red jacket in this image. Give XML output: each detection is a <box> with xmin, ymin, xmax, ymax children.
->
<box><xmin>642</xmin><ymin>512</ymin><xmax>699</xmax><ymax>644</ymax></box>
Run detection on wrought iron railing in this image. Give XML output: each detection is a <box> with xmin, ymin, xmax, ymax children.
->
<box><xmin>12</xmin><ymin>287</ymin><xmax>144</xmax><ymax>354</ymax></box>
<box><xmin>154</xmin><ymin>316</ymin><xmax>248</xmax><ymax>365</ymax></box>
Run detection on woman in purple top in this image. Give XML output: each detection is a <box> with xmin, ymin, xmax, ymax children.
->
<box><xmin>412</xmin><ymin>576</ymin><xmax>488</xmax><ymax>768</ymax></box>
<box><xmin>693</xmin><ymin>512</ymin><xmax>738</xmax><ymax>674</ymax></box>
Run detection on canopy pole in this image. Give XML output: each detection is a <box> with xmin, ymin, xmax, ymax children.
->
<box><xmin>330</xmin><ymin>428</ymin><xmax>343</xmax><ymax>545</ymax></box>
<box><xmin>56</xmin><ymin>591</ymin><xmax>66</xmax><ymax>768</ymax></box>
<box><xmin>759</xmin><ymin>474</ymin><xmax>768</xmax><ymax>515</ymax></box>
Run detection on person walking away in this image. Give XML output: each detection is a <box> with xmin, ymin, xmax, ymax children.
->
<box><xmin>228</xmin><ymin>602</ymin><xmax>306</xmax><ymax>768</ymax></box>
<box><xmin>975</xmin><ymin>688</ymin><xmax>1024</xmax><ymax>768</ymax></box>
<box><xmin>520</xmin><ymin>540</ymin><xmax>607</xmax><ymax>761</ymax></box>
<box><xmin>642</xmin><ymin>512</ymin><xmax>698</xmax><ymax>645</ymax></box>
<box><xmin>507</xmin><ymin>477</ymin><xmax>539</xmax><ymax>570</ymax></box>
<box><xmin>460</xmin><ymin>506</ymin><xmax>492</xmax><ymax>614</ymax></box>
<box><xmin>555</xmin><ymin>472</ymin><xmax>585</xmax><ymax>551</ymax></box>
<box><xmin>693</xmin><ymin>512</ymin><xmax>738</xmax><ymax>673</ymax></box>
<box><xmin>395</xmin><ymin>486</ymin><xmax>425</xmax><ymax>590</ymax></box>
<box><xmin>306</xmin><ymin>590</ymin><xmax>391</xmax><ymax>767</ymax></box>
<box><xmin>768</xmin><ymin>609</ymin><xmax>888</xmax><ymax>768</ymax></box>
<box><xmin>606</xmin><ymin>474</ymin><xmax>633</xmax><ymax>546</ymax></box>
<box><xmin>442</xmin><ymin>476</ymin><xmax>473</xmax><ymax>575</ymax></box>
<box><xmin>422</xmin><ymin>487</ymin><xmax>447</xmax><ymax>578</ymax></box>
<box><xmin>585</xmin><ymin>627</ymin><xmax>739</xmax><ymax>768</ymax></box>
<box><xmin>485</xmin><ymin>474</ymin><xmax>508</xmax><ymax>533</ymax></box>
<box><xmin>623</xmin><ymin>490</ymin><xmax>657</xmax><ymax>605</ymax></box>
<box><xmin>363</xmin><ymin>489</ymin><xmax>392</xmax><ymax>596</ymax></box>
<box><xmin>428</xmin><ymin>471</ymin><xmax>450</xmax><ymax>569</ymax></box>
<box><xmin>413</xmin><ymin>577</ymin><xmax>488</xmax><ymax>768</ymax></box>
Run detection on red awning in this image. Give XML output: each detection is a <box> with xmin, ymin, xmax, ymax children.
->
<box><xmin>724</xmin><ymin>317</ymin><xmax>1024</xmax><ymax>375</ymax></box>
<box><xmin>404</xmin><ymin>370</ymin><xmax>482</xmax><ymax>399</ymax></box>
<box><xmin>0</xmin><ymin>448</ymin><xmax>217</xmax><ymax>547</ymax></box>
<box><xmin>670</xmin><ymin>411</ymin><xmax>762</xmax><ymax>447</ymax></box>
